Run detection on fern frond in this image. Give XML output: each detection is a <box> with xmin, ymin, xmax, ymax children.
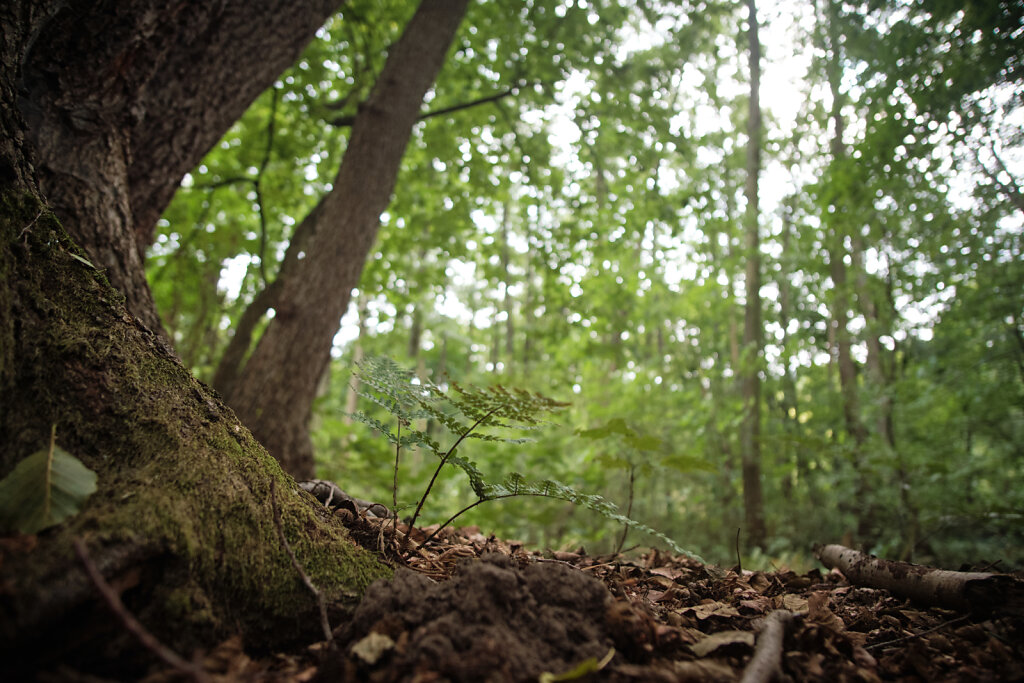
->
<box><xmin>351</xmin><ymin>356</ymin><xmax>703</xmax><ymax>564</ymax></box>
<box><xmin>487</xmin><ymin>474</ymin><xmax>704</xmax><ymax>563</ymax></box>
<box><xmin>350</xmin><ymin>412</ymin><xmax>399</xmax><ymax>444</ymax></box>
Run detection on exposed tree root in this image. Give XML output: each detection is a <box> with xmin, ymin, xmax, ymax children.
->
<box><xmin>271</xmin><ymin>480</ymin><xmax>333</xmax><ymax>646</ymax></box>
<box><xmin>73</xmin><ymin>539</ymin><xmax>211</xmax><ymax>683</ymax></box>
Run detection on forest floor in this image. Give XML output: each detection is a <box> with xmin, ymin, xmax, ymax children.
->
<box><xmin>94</xmin><ymin>513</ymin><xmax>1024</xmax><ymax>682</ymax></box>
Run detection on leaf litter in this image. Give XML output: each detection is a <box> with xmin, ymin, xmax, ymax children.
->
<box><xmin>91</xmin><ymin>511</ymin><xmax>1024</xmax><ymax>682</ymax></box>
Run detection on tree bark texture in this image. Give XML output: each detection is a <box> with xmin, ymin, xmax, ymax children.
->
<box><xmin>740</xmin><ymin>0</ymin><xmax>767</xmax><ymax>549</ymax></box>
<box><xmin>18</xmin><ymin>0</ymin><xmax>340</xmax><ymax>333</ymax></box>
<box><xmin>223</xmin><ymin>0</ymin><xmax>470</xmax><ymax>478</ymax></box>
<box><xmin>0</xmin><ymin>2</ymin><xmax>389</xmax><ymax>675</ymax></box>
<box><xmin>815</xmin><ymin>545</ymin><xmax>1024</xmax><ymax>615</ymax></box>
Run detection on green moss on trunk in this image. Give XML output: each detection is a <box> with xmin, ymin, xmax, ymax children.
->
<box><xmin>0</xmin><ymin>190</ymin><xmax>390</xmax><ymax>665</ymax></box>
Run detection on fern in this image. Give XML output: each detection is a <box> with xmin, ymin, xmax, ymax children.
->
<box><xmin>350</xmin><ymin>356</ymin><xmax>703</xmax><ymax>563</ymax></box>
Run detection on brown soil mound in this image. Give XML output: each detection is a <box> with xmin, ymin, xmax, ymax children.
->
<box><xmin>317</xmin><ymin>553</ymin><xmax>619</xmax><ymax>682</ymax></box>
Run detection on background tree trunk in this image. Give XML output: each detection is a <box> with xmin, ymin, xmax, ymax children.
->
<box><xmin>822</xmin><ymin>0</ymin><xmax>873</xmax><ymax>541</ymax></box>
<box><xmin>0</xmin><ymin>2</ymin><xmax>388</xmax><ymax>675</ymax></box>
<box><xmin>222</xmin><ymin>0</ymin><xmax>470</xmax><ymax>478</ymax></box>
<box><xmin>19</xmin><ymin>0</ymin><xmax>340</xmax><ymax>333</ymax></box>
<box><xmin>740</xmin><ymin>0</ymin><xmax>767</xmax><ymax>549</ymax></box>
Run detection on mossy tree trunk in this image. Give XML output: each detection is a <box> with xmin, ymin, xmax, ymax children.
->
<box><xmin>19</xmin><ymin>0</ymin><xmax>340</xmax><ymax>334</ymax></box>
<box><xmin>0</xmin><ymin>2</ymin><xmax>390</xmax><ymax>676</ymax></box>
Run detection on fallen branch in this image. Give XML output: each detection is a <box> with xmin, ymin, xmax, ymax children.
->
<box><xmin>270</xmin><ymin>480</ymin><xmax>334</xmax><ymax>645</ymax></box>
<box><xmin>740</xmin><ymin>610</ymin><xmax>794</xmax><ymax>683</ymax></box>
<box><xmin>814</xmin><ymin>544</ymin><xmax>1024</xmax><ymax>614</ymax></box>
<box><xmin>73</xmin><ymin>538</ymin><xmax>211</xmax><ymax>683</ymax></box>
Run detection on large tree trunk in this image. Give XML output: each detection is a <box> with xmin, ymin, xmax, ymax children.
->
<box><xmin>219</xmin><ymin>0</ymin><xmax>470</xmax><ymax>478</ymax></box>
<box><xmin>740</xmin><ymin>0</ymin><xmax>767</xmax><ymax>549</ymax></box>
<box><xmin>19</xmin><ymin>0</ymin><xmax>340</xmax><ymax>334</ymax></box>
<box><xmin>0</xmin><ymin>2</ymin><xmax>388</xmax><ymax>676</ymax></box>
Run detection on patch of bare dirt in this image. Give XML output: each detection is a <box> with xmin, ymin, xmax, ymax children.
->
<box><xmin>316</xmin><ymin>553</ymin><xmax>616</xmax><ymax>682</ymax></box>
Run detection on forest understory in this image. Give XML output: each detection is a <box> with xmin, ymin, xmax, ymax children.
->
<box><xmin>18</xmin><ymin>508</ymin><xmax>1023</xmax><ymax>683</ymax></box>
<box><xmin>2</xmin><ymin>0</ymin><xmax>1022</xmax><ymax>681</ymax></box>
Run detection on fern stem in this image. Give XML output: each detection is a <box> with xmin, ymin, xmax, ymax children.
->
<box><xmin>421</xmin><ymin>499</ymin><xmax>487</xmax><ymax>546</ymax></box>
<box><xmin>420</xmin><ymin>492</ymin><xmax>532</xmax><ymax>546</ymax></box>
<box><xmin>614</xmin><ymin>464</ymin><xmax>635</xmax><ymax>555</ymax></box>
<box><xmin>392</xmin><ymin>420</ymin><xmax>401</xmax><ymax>536</ymax></box>
<box><xmin>406</xmin><ymin>406</ymin><xmax>500</xmax><ymax>544</ymax></box>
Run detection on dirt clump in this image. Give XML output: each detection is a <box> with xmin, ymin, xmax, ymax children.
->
<box><xmin>317</xmin><ymin>552</ymin><xmax>617</xmax><ymax>682</ymax></box>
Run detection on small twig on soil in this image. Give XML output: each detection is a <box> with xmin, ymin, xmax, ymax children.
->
<box><xmin>976</xmin><ymin>559</ymin><xmax>1002</xmax><ymax>573</ymax></box>
<box><xmin>270</xmin><ymin>480</ymin><xmax>333</xmax><ymax>645</ymax></box>
<box><xmin>866</xmin><ymin>614</ymin><xmax>971</xmax><ymax>652</ymax></box>
<box><xmin>740</xmin><ymin>609</ymin><xmax>794</xmax><ymax>683</ymax></box>
<box><xmin>579</xmin><ymin>562</ymin><xmax>617</xmax><ymax>572</ymax></box>
<box><xmin>735</xmin><ymin>528</ymin><xmax>742</xmax><ymax>572</ymax></box>
<box><xmin>73</xmin><ymin>538</ymin><xmax>212</xmax><ymax>683</ymax></box>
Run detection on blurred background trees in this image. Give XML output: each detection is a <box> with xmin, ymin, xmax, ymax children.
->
<box><xmin>146</xmin><ymin>0</ymin><xmax>1024</xmax><ymax>567</ymax></box>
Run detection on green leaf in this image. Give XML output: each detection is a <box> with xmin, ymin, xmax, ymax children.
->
<box><xmin>659</xmin><ymin>453</ymin><xmax>718</xmax><ymax>474</ymax></box>
<box><xmin>594</xmin><ymin>452</ymin><xmax>632</xmax><ymax>469</ymax></box>
<box><xmin>576</xmin><ymin>418</ymin><xmax>637</xmax><ymax>440</ymax></box>
<box><xmin>624</xmin><ymin>434</ymin><xmax>663</xmax><ymax>451</ymax></box>
<box><xmin>68</xmin><ymin>252</ymin><xmax>98</xmax><ymax>269</ymax></box>
<box><xmin>0</xmin><ymin>428</ymin><xmax>98</xmax><ymax>535</ymax></box>
<box><xmin>539</xmin><ymin>648</ymin><xmax>615</xmax><ymax>682</ymax></box>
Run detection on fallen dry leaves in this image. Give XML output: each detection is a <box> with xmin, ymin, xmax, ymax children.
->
<box><xmin>62</xmin><ymin>512</ymin><xmax>1024</xmax><ymax>682</ymax></box>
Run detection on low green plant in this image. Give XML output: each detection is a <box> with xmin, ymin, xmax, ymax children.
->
<box><xmin>350</xmin><ymin>356</ymin><xmax>703</xmax><ymax>561</ymax></box>
<box><xmin>0</xmin><ymin>425</ymin><xmax>98</xmax><ymax>535</ymax></box>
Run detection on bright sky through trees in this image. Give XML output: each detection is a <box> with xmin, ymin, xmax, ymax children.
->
<box><xmin>288</xmin><ymin>0</ymin><xmax>821</xmax><ymax>352</ymax></box>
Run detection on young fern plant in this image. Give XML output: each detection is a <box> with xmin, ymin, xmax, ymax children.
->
<box><xmin>350</xmin><ymin>356</ymin><xmax>703</xmax><ymax>563</ymax></box>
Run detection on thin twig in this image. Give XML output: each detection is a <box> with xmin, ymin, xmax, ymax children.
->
<box><xmin>866</xmin><ymin>614</ymin><xmax>971</xmax><ymax>652</ymax></box>
<box><xmin>735</xmin><ymin>528</ymin><xmax>743</xmax><ymax>573</ymax></box>
<box><xmin>253</xmin><ymin>85</ymin><xmax>279</xmax><ymax>286</ymax></box>
<box><xmin>19</xmin><ymin>208</ymin><xmax>44</xmax><ymax>244</ymax></box>
<box><xmin>330</xmin><ymin>82</ymin><xmax>530</xmax><ymax>127</ymax></box>
<box><xmin>73</xmin><ymin>538</ymin><xmax>212</xmax><ymax>683</ymax></box>
<box><xmin>270</xmin><ymin>480</ymin><xmax>333</xmax><ymax>645</ymax></box>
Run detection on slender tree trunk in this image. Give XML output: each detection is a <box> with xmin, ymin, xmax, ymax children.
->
<box><xmin>343</xmin><ymin>293</ymin><xmax>370</xmax><ymax>423</ymax></box>
<box><xmin>740</xmin><ymin>0</ymin><xmax>767</xmax><ymax>549</ymax></box>
<box><xmin>500</xmin><ymin>202</ymin><xmax>515</xmax><ymax>369</ymax></box>
<box><xmin>852</xmin><ymin>244</ymin><xmax>920</xmax><ymax>556</ymax></box>
<box><xmin>522</xmin><ymin>227</ymin><xmax>535</xmax><ymax>376</ymax></box>
<box><xmin>822</xmin><ymin>0</ymin><xmax>872</xmax><ymax>540</ymax></box>
<box><xmin>19</xmin><ymin>0</ymin><xmax>340</xmax><ymax>333</ymax></box>
<box><xmin>224</xmin><ymin>0</ymin><xmax>470</xmax><ymax>478</ymax></box>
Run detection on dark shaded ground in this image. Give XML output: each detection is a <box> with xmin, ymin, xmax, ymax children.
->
<box><xmin>33</xmin><ymin>511</ymin><xmax>1024</xmax><ymax>682</ymax></box>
